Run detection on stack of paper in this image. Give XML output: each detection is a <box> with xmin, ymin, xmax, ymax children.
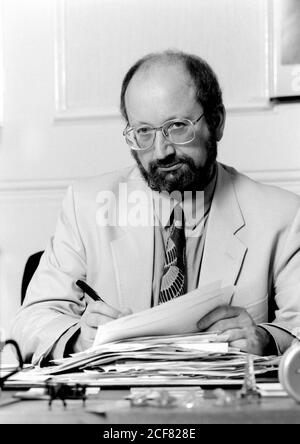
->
<box><xmin>93</xmin><ymin>281</ymin><xmax>234</xmax><ymax>346</ymax></box>
<box><xmin>46</xmin><ymin>332</ymin><xmax>279</xmax><ymax>381</ymax></box>
<box><xmin>10</xmin><ymin>282</ymin><xmax>279</xmax><ymax>385</ymax></box>
<box><xmin>49</xmin><ymin>332</ymin><xmax>230</xmax><ymax>373</ymax></box>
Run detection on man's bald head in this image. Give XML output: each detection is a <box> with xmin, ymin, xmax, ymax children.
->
<box><xmin>120</xmin><ymin>50</ymin><xmax>224</xmax><ymax>139</ymax></box>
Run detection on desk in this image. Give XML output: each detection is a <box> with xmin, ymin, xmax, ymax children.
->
<box><xmin>0</xmin><ymin>388</ymin><xmax>300</xmax><ymax>424</ymax></box>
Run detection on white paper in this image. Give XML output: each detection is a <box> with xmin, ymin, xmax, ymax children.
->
<box><xmin>94</xmin><ymin>281</ymin><xmax>234</xmax><ymax>347</ymax></box>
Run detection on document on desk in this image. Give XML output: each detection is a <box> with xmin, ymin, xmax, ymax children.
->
<box><xmin>5</xmin><ymin>346</ymin><xmax>279</xmax><ymax>385</ymax></box>
<box><xmin>94</xmin><ymin>281</ymin><xmax>234</xmax><ymax>347</ymax></box>
<box><xmin>5</xmin><ymin>280</ymin><xmax>279</xmax><ymax>384</ymax></box>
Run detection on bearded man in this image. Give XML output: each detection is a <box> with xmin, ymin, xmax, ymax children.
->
<box><xmin>12</xmin><ymin>50</ymin><xmax>300</xmax><ymax>364</ymax></box>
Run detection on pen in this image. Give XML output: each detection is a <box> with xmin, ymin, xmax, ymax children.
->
<box><xmin>76</xmin><ymin>280</ymin><xmax>130</xmax><ymax>317</ymax></box>
<box><xmin>76</xmin><ymin>280</ymin><xmax>105</xmax><ymax>303</ymax></box>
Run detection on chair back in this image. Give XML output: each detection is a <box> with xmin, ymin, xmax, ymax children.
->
<box><xmin>21</xmin><ymin>251</ymin><xmax>44</xmax><ymax>304</ymax></box>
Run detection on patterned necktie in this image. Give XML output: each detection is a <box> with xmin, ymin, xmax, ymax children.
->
<box><xmin>159</xmin><ymin>204</ymin><xmax>186</xmax><ymax>304</ymax></box>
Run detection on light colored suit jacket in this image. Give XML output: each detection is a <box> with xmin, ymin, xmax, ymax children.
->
<box><xmin>11</xmin><ymin>163</ymin><xmax>300</xmax><ymax>363</ymax></box>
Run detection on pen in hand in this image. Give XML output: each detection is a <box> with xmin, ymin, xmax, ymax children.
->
<box><xmin>75</xmin><ymin>280</ymin><xmax>132</xmax><ymax>351</ymax></box>
<box><xmin>75</xmin><ymin>280</ymin><xmax>132</xmax><ymax>317</ymax></box>
<box><xmin>76</xmin><ymin>279</ymin><xmax>105</xmax><ymax>303</ymax></box>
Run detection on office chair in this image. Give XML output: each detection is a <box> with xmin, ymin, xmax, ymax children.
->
<box><xmin>21</xmin><ymin>251</ymin><xmax>44</xmax><ymax>304</ymax></box>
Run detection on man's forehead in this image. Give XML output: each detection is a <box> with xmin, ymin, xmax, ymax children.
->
<box><xmin>129</xmin><ymin>61</ymin><xmax>194</xmax><ymax>91</ymax></box>
<box><xmin>125</xmin><ymin>62</ymin><xmax>198</xmax><ymax>122</ymax></box>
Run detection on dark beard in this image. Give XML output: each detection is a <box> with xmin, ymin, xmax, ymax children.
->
<box><xmin>132</xmin><ymin>137</ymin><xmax>217</xmax><ymax>193</ymax></box>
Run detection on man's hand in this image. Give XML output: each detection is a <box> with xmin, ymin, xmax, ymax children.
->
<box><xmin>74</xmin><ymin>301</ymin><xmax>132</xmax><ymax>352</ymax></box>
<box><xmin>197</xmin><ymin>305</ymin><xmax>272</xmax><ymax>356</ymax></box>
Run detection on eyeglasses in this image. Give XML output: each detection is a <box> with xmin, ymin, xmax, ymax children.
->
<box><xmin>123</xmin><ymin>114</ymin><xmax>204</xmax><ymax>151</ymax></box>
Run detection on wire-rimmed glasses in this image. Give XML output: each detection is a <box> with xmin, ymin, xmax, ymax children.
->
<box><xmin>123</xmin><ymin>114</ymin><xmax>204</xmax><ymax>151</ymax></box>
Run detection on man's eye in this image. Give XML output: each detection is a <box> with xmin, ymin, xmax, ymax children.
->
<box><xmin>136</xmin><ymin>127</ymin><xmax>152</xmax><ymax>135</ymax></box>
<box><xmin>168</xmin><ymin>121</ymin><xmax>187</xmax><ymax>131</ymax></box>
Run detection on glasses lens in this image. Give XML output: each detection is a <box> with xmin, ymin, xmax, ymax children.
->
<box><xmin>124</xmin><ymin>130</ymin><xmax>136</xmax><ymax>147</ymax></box>
<box><xmin>124</xmin><ymin>127</ymin><xmax>154</xmax><ymax>150</ymax></box>
<box><xmin>165</xmin><ymin>120</ymin><xmax>195</xmax><ymax>144</ymax></box>
<box><xmin>134</xmin><ymin>126</ymin><xmax>155</xmax><ymax>150</ymax></box>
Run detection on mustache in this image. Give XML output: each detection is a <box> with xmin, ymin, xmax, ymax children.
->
<box><xmin>149</xmin><ymin>155</ymin><xmax>194</xmax><ymax>171</ymax></box>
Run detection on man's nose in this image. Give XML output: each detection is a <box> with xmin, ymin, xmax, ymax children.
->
<box><xmin>153</xmin><ymin>130</ymin><xmax>175</xmax><ymax>159</ymax></box>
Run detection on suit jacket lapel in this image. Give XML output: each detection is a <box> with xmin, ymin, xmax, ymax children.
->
<box><xmin>199</xmin><ymin>164</ymin><xmax>247</xmax><ymax>288</ymax></box>
<box><xmin>110</xmin><ymin>170</ymin><xmax>154</xmax><ymax>312</ymax></box>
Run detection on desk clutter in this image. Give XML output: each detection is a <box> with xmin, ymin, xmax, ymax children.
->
<box><xmin>4</xmin><ymin>293</ymin><xmax>300</xmax><ymax>419</ymax></box>
<box><xmin>1</xmin><ymin>281</ymin><xmax>279</xmax><ymax>388</ymax></box>
<box><xmin>3</xmin><ymin>332</ymin><xmax>279</xmax><ymax>388</ymax></box>
<box><xmin>2</xmin><ymin>339</ymin><xmax>300</xmax><ymax>424</ymax></box>
<box><xmin>52</xmin><ymin>332</ymin><xmax>279</xmax><ymax>382</ymax></box>
<box><xmin>1</xmin><ymin>344</ymin><xmax>300</xmax><ymax>424</ymax></box>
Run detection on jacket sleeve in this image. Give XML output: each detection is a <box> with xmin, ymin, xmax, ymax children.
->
<box><xmin>10</xmin><ymin>185</ymin><xmax>87</xmax><ymax>364</ymax></box>
<box><xmin>260</xmin><ymin>207</ymin><xmax>300</xmax><ymax>354</ymax></box>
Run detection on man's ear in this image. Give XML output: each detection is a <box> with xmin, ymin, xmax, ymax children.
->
<box><xmin>214</xmin><ymin>105</ymin><xmax>226</xmax><ymax>141</ymax></box>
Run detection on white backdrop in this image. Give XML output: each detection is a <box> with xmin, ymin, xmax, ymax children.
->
<box><xmin>0</xmin><ymin>0</ymin><xmax>300</xmax><ymax>337</ymax></box>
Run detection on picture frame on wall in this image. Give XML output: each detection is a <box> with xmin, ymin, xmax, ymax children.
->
<box><xmin>271</xmin><ymin>0</ymin><xmax>300</xmax><ymax>99</ymax></box>
<box><xmin>0</xmin><ymin>3</ymin><xmax>3</xmax><ymax>125</ymax></box>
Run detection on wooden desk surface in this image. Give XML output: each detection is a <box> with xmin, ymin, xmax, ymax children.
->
<box><xmin>0</xmin><ymin>388</ymin><xmax>300</xmax><ymax>424</ymax></box>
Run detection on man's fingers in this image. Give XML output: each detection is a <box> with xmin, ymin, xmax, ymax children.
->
<box><xmin>212</xmin><ymin>329</ymin><xmax>247</xmax><ymax>344</ymax></box>
<box><xmin>120</xmin><ymin>308</ymin><xmax>133</xmax><ymax>317</ymax></box>
<box><xmin>86</xmin><ymin>312</ymin><xmax>115</xmax><ymax>328</ymax></box>
<box><xmin>229</xmin><ymin>339</ymin><xmax>248</xmax><ymax>352</ymax></box>
<box><xmin>85</xmin><ymin>306</ymin><xmax>132</xmax><ymax>328</ymax></box>
<box><xmin>219</xmin><ymin>328</ymin><xmax>246</xmax><ymax>342</ymax></box>
<box><xmin>88</xmin><ymin>300</ymin><xmax>122</xmax><ymax>319</ymax></box>
<box><xmin>203</xmin><ymin>318</ymin><xmax>246</xmax><ymax>333</ymax></box>
<box><xmin>84</xmin><ymin>328</ymin><xmax>98</xmax><ymax>341</ymax></box>
<box><xmin>197</xmin><ymin>305</ymin><xmax>242</xmax><ymax>331</ymax></box>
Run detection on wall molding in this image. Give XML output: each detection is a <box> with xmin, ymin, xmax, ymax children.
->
<box><xmin>243</xmin><ymin>168</ymin><xmax>300</xmax><ymax>195</ymax></box>
<box><xmin>0</xmin><ymin>179</ymin><xmax>71</xmax><ymax>202</ymax></box>
<box><xmin>54</xmin><ymin>108</ymin><xmax>122</xmax><ymax>122</ymax></box>
<box><xmin>54</xmin><ymin>102</ymin><xmax>275</xmax><ymax>122</ymax></box>
<box><xmin>244</xmin><ymin>168</ymin><xmax>300</xmax><ymax>183</ymax></box>
<box><xmin>54</xmin><ymin>0</ymin><xmax>274</xmax><ymax>122</ymax></box>
<box><xmin>0</xmin><ymin>178</ymin><xmax>72</xmax><ymax>191</ymax></box>
<box><xmin>54</xmin><ymin>0</ymin><xmax>122</xmax><ymax>122</ymax></box>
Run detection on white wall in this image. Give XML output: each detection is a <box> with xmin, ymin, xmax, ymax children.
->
<box><xmin>0</xmin><ymin>0</ymin><xmax>300</xmax><ymax>338</ymax></box>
